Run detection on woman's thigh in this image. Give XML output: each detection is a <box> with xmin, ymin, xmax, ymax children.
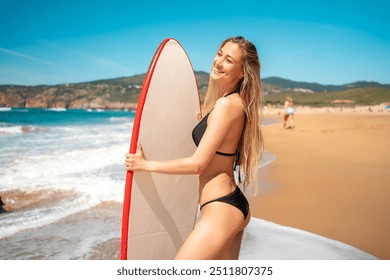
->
<box><xmin>175</xmin><ymin>202</ymin><xmax>246</xmax><ymax>260</ymax></box>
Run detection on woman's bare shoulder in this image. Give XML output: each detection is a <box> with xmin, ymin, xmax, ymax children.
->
<box><xmin>208</xmin><ymin>96</ymin><xmax>244</xmax><ymax>127</ymax></box>
<box><xmin>214</xmin><ymin>94</ymin><xmax>243</xmax><ymax>114</ymax></box>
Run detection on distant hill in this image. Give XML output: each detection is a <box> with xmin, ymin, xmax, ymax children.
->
<box><xmin>1</xmin><ymin>72</ymin><xmax>389</xmax><ymax>109</ymax></box>
<box><xmin>262</xmin><ymin>76</ymin><xmax>390</xmax><ymax>93</ymax></box>
<box><xmin>0</xmin><ymin>71</ymin><xmax>211</xmax><ymax>109</ymax></box>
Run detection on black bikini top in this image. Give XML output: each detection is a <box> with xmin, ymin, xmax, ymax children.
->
<box><xmin>192</xmin><ymin>91</ymin><xmax>239</xmax><ymax>157</ymax></box>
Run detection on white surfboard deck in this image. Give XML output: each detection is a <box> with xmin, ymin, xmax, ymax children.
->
<box><xmin>121</xmin><ymin>38</ymin><xmax>200</xmax><ymax>260</ymax></box>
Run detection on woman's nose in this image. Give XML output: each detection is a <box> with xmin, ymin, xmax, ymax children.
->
<box><xmin>214</xmin><ymin>57</ymin><xmax>222</xmax><ymax>67</ymax></box>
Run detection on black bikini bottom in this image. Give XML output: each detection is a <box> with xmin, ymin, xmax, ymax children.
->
<box><xmin>200</xmin><ymin>186</ymin><xmax>249</xmax><ymax>219</ymax></box>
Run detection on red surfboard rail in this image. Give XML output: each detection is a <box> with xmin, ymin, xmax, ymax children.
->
<box><xmin>120</xmin><ymin>38</ymin><xmax>173</xmax><ymax>260</ymax></box>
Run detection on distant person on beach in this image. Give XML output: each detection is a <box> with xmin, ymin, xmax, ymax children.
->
<box><xmin>125</xmin><ymin>36</ymin><xmax>263</xmax><ymax>259</ymax></box>
<box><xmin>283</xmin><ymin>96</ymin><xmax>295</xmax><ymax>129</ymax></box>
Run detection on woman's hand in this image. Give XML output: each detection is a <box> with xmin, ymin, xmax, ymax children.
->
<box><xmin>196</xmin><ymin>112</ymin><xmax>202</xmax><ymax>122</ymax></box>
<box><xmin>125</xmin><ymin>144</ymin><xmax>146</xmax><ymax>171</ymax></box>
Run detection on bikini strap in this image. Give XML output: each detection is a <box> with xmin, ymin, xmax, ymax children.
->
<box><xmin>216</xmin><ymin>151</ymin><xmax>237</xmax><ymax>157</ymax></box>
<box><xmin>223</xmin><ymin>90</ymin><xmax>238</xmax><ymax>97</ymax></box>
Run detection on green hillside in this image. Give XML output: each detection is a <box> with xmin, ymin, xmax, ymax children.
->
<box><xmin>1</xmin><ymin>72</ymin><xmax>389</xmax><ymax>109</ymax></box>
<box><xmin>263</xmin><ymin>87</ymin><xmax>390</xmax><ymax>107</ymax></box>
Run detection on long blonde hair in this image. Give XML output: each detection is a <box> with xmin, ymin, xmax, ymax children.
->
<box><xmin>203</xmin><ymin>36</ymin><xmax>264</xmax><ymax>196</ymax></box>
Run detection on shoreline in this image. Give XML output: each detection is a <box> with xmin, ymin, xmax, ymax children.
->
<box><xmin>262</xmin><ymin>104</ymin><xmax>390</xmax><ymax>116</ymax></box>
<box><xmin>251</xmin><ymin>112</ymin><xmax>390</xmax><ymax>259</ymax></box>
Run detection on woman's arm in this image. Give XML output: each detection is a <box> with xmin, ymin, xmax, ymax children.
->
<box><xmin>125</xmin><ymin>98</ymin><xmax>242</xmax><ymax>175</ymax></box>
<box><xmin>125</xmin><ymin>144</ymin><xmax>206</xmax><ymax>174</ymax></box>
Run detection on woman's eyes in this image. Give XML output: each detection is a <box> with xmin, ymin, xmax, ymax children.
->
<box><xmin>217</xmin><ymin>52</ymin><xmax>233</xmax><ymax>64</ymax></box>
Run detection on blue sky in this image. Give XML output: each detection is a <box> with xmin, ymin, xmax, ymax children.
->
<box><xmin>0</xmin><ymin>0</ymin><xmax>389</xmax><ymax>85</ymax></box>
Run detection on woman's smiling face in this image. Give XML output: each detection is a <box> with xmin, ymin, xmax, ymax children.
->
<box><xmin>210</xmin><ymin>41</ymin><xmax>244</xmax><ymax>88</ymax></box>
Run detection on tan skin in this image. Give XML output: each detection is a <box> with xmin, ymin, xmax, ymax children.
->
<box><xmin>125</xmin><ymin>42</ymin><xmax>250</xmax><ymax>259</ymax></box>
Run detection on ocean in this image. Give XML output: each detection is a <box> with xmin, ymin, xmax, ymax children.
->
<box><xmin>0</xmin><ymin>108</ymin><xmax>279</xmax><ymax>260</ymax></box>
<box><xmin>0</xmin><ymin>108</ymin><xmax>133</xmax><ymax>259</ymax></box>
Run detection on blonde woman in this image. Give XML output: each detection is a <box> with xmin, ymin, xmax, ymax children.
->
<box><xmin>125</xmin><ymin>36</ymin><xmax>264</xmax><ymax>259</ymax></box>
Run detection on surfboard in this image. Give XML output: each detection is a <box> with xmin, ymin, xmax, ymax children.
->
<box><xmin>121</xmin><ymin>38</ymin><xmax>201</xmax><ymax>260</ymax></box>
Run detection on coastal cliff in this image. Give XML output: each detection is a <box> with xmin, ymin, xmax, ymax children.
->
<box><xmin>0</xmin><ymin>83</ymin><xmax>139</xmax><ymax>110</ymax></box>
<box><xmin>0</xmin><ymin>71</ymin><xmax>210</xmax><ymax>110</ymax></box>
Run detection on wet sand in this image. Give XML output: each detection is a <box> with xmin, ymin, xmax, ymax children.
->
<box><xmin>251</xmin><ymin>112</ymin><xmax>390</xmax><ymax>259</ymax></box>
<box><xmin>0</xmin><ymin>201</ymin><xmax>121</xmax><ymax>259</ymax></box>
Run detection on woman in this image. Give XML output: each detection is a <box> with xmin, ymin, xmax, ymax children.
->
<box><xmin>283</xmin><ymin>96</ymin><xmax>294</xmax><ymax>129</ymax></box>
<box><xmin>125</xmin><ymin>36</ymin><xmax>264</xmax><ymax>259</ymax></box>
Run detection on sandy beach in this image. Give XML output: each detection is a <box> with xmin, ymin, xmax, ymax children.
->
<box><xmin>251</xmin><ymin>109</ymin><xmax>390</xmax><ymax>259</ymax></box>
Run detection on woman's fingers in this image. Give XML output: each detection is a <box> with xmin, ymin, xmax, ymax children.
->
<box><xmin>125</xmin><ymin>144</ymin><xmax>145</xmax><ymax>171</ymax></box>
<box><xmin>124</xmin><ymin>153</ymin><xmax>133</xmax><ymax>170</ymax></box>
<box><xmin>196</xmin><ymin>112</ymin><xmax>202</xmax><ymax>121</ymax></box>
